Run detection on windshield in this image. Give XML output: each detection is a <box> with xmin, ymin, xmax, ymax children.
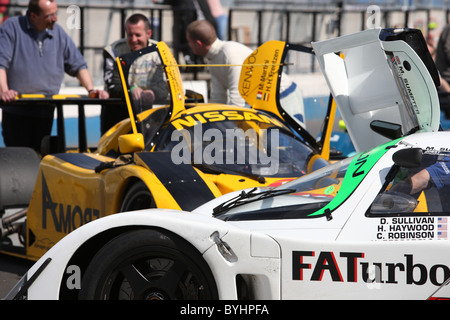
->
<box><xmin>215</xmin><ymin>139</ymin><xmax>395</xmax><ymax>221</ymax></box>
<box><xmin>116</xmin><ymin>44</ymin><xmax>183</xmax><ymax>153</ymax></box>
<box><xmin>125</xmin><ymin>48</ymin><xmax>170</xmax><ymax>114</ymax></box>
<box><xmin>216</xmin><ymin>156</ymin><xmax>352</xmax><ymax>221</ymax></box>
<box><xmin>369</xmin><ymin>150</ymin><xmax>450</xmax><ymax>215</ymax></box>
<box><xmin>154</xmin><ymin>108</ymin><xmax>325</xmax><ymax>178</ymax></box>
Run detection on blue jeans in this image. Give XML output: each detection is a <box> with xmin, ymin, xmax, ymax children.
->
<box><xmin>215</xmin><ymin>14</ymin><xmax>228</xmax><ymax>40</ymax></box>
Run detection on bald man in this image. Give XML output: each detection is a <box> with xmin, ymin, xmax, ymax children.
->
<box><xmin>186</xmin><ymin>19</ymin><xmax>252</xmax><ymax>107</ymax></box>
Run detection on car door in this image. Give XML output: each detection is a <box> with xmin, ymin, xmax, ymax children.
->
<box><xmin>239</xmin><ymin>40</ymin><xmax>336</xmax><ymax>160</ymax></box>
<box><xmin>312</xmin><ymin>28</ymin><xmax>440</xmax><ymax>154</ymax></box>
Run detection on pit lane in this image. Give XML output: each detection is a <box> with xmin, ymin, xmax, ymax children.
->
<box><xmin>0</xmin><ymin>254</ymin><xmax>33</xmax><ymax>299</ymax></box>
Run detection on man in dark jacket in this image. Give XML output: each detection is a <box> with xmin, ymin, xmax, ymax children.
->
<box><xmin>156</xmin><ymin>0</ymin><xmax>216</xmax><ymax>63</ymax></box>
<box><xmin>101</xmin><ymin>13</ymin><xmax>158</xmax><ymax>134</ymax></box>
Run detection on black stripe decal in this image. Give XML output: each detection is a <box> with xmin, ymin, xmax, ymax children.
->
<box><xmin>137</xmin><ymin>152</ymin><xmax>215</xmax><ymax>211</ymax></box>
<box><xmin>54</xmin><ymin>153</ymin><xmax>106</xmax><ymax>170</ymax></box>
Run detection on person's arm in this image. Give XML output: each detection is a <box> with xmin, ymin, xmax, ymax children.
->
<box><xmin>76</xmin><ymin>68</ymin><xmax>94</xmax><ymax>93</ymax></box>
<box><xmin>0</xmin><ymin>19</ymin><xmax>17</xmax><ymax>102</ymax></box>
<box><xmin>441</xmin><ymin>28</ymin><xmax>450</xmax><ymax>65</ymax></box>
<box><xmin>0</xmin><ymin>68</ymin><xmax>17</xmax><ymax>102</ymax></box>
<box><xmin>410</xmin><ymin>169</ymin><xmax>431</xmax><ymax>194</ymax></box>
<box><xmin>439</xmin><ymin>76</ymin><xmax>450</xmax><ymax>92</ymax></box>
<box><xmin>77</xmin><ymin>68</ymin><xmax>109</xmax><ymax>99</ymax></box>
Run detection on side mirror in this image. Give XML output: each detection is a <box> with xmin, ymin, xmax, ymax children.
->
<box><xmin>370</xmin><ymin>120</ymin><xmax>402</xmax><ymax>140</ymax></box>
<box><xmin>119</xmin><ymin>133</ymin><xmax>145</xmax><ymax>154</ymax></box>
<box><xmin>185</xmin><ymin>89</ymin><xmax>205</xmax><ymax>103</ymax></box>
<box><xmin>392</xmin><ymin>148</ymin><xmax>423</xmax><ymax>168</ymax></box>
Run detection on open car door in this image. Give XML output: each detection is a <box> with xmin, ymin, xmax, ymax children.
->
<box><xmin>239</xmin><ymin>41</ymin><xmax>337</xmax><ymax>160</ymax></box>
<box><xmin>312</xmin><ymin>28</ymin><xmax>441</xmax><ymax>153</ymax></box>
<box><xmin>117</xmin><ymin>42</ymin><xmax>186</xmax><ymax>137</ymax></box>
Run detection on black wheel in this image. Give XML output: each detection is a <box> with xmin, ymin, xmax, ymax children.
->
<box><xmin>120</xmin><ymin>181</ymin><xmax>155</xmax><ymax>212</ymax></box>
<box><xmin>78</xmin><ymin>229</ymin><xmax>218</xmax><ymax>300</ymax></box>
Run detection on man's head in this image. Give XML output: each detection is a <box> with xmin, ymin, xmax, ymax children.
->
<box><xmin>186</xmin><ymin>20</ymin><xmax>217</xmax><ymax>57</ymax></box>
<box><xmin>125</xmin><ymin>13</ymin><xmax>152</xmax><ymax>52</ymax></box>
<box><xmin>28</xmin><ymin>0</ymin><xmax>58</xmax><ymax>32</ymax></box>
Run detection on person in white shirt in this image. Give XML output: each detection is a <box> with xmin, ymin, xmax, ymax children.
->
<box><xmin>186</xmin><ymin>19</ymin><xmax>252</xmax><ymax>107</ymax></box>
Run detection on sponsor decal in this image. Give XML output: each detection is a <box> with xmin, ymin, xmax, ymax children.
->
<box><xmin>240</xmin><ymin>46</ymin><xmax>280</xmax><ymax>101</ymax></box>
<box><xmin>171</xmin><ymin>110</ymin><xmax>283</xmax><ymax>131</ymax></box>
<box><xmin>388</xmin><ymin>53</ymin><xmax>420</xmax><ymax>115</ymax></box>
<box><xmin>438</xmin><ymin>217</ymin><xmax>448</xmax><ymax>239</ymax></box>
<box><xmin>32</xmin><ymin>238</ymin><xmax>55</xmax><ymax>251</ymax></box>
<box><xmin>292</xmin><ymin>250</ymin><xmax>450</xmax><ymax>286</ymax></box>
<box><xmin>257</xmin><ymin>91</ymin><xmax>270</xmax><ymax>102</ymax></box>
<box><xmin>41</xmin><ymin>174</ymin><xmax>100</xmax><ymax>233</ymax></box>
<box><xmin>375</xmin><ymin>217</ymin><xmax>448</xmax><ymax>240</ymax></box>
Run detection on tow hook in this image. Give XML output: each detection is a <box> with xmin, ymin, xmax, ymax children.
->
<box><xmin>210</xmin><ymin>231</ymin><xmax>237</xmax><ymax>263</ymax></box>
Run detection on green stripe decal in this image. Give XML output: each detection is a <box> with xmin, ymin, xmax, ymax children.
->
<box><xmin>308</xmin><ymin>138</ymin><xmax>402</xmax><ymax>217</ymax></box>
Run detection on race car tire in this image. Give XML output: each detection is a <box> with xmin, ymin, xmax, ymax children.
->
<box><xmin>120</xmin><ymin>180</ymin><xmax>156</xmax><ymax>212</ymax></box>
<box><xmin>0</xmin><ymin>147</ymin><xmax>40</xmax><ymax>214</ymax></box>
<box><xmin>78</xmin><ymin>229</ymin><xmax>219</xmax><ymax>300</ymax></box>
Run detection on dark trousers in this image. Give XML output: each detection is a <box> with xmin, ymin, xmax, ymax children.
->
<box><xmin>2</xmin><ymin>109</ymin><xmax>54</xmax><ymax>153</ymax></box>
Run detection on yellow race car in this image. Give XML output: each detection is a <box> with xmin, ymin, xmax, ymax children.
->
<box><xmin>0</xmin><ymin>41</ymin><xmax>335</xmax><ymax>261</ymax></box>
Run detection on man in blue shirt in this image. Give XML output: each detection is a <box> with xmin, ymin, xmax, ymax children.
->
<box><xmin>0</xmin><ymin>0</ymin><xmax>108</xmax><ymax>152</ymax></box>
<box><xmin>407</xmin><ymin>155</ymin><xmax>450</xmax><ymax>211</ymax></box>
<box><xmin>410</xmin><ymin>156</ymin><xmax>450</xmax><ymax>193</ymax></box>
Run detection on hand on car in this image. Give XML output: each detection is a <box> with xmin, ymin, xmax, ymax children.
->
<box><xmin>89</xmin><ymin>89</ymin><xmax>110</xmax><ymax>99</ymax></box>
<box><xmin>131</xmin><ymin>86</ymin><xmax>155</xmax><ymax>106</ymax></box>
<box><xmin>1</xmin><ymin>89</ymin><xmax>18</xmax><ymax>102</ymax></box>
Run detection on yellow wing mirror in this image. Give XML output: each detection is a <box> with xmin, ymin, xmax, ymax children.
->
<box><xmin>118</xmin><ymin>133</ymin><xmax>145</xmax><ymax>154</ymax></box>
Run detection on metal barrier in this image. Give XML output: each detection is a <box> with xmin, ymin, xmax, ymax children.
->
<box><xmin>1</xmin><ymin>2</ymin><xmax>450</xmax><ymax>79</ymax></box>
<box><xmin>0</xmin><ymin>98</ymin><xmax>122</xmax><ymax>152</ymax></box>
<box><xmin>228</xmin><ymin>6</ymin><xmax>450</xmax><ymax>47</ymax></box>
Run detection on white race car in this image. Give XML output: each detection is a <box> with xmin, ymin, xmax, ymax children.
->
<box><xmin>7</xmin><ymin>28</ymin><xmax>450</xmax><ymax>300</ymax></box>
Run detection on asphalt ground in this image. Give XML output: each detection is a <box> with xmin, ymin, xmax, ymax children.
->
<box><xmin>0</xmin><ymin>254</ymin><xmax>33</xmax><ymax>299</ymax></box>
